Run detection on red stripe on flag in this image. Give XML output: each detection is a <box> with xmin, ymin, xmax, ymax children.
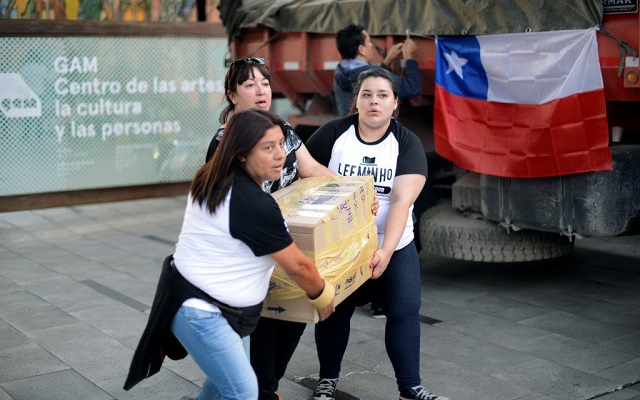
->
<box><xmin>433</xmin><ymin>85</ymin><xmax>613</xmax><ymax>178</ymax></box>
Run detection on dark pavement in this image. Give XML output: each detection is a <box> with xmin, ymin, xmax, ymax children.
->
<box><xmin>1</xmin><ymin>196</ymin><xmax>639</xmax><ymax>400</ymax></box>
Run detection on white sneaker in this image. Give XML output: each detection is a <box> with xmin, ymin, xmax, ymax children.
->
<box><xmin>312</xmin><ymin>378</ymin><xmax>338</xmax><ymax>400</ymax></box>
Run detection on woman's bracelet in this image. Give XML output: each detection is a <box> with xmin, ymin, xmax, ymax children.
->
<box><xmin>308</xmin><ymin>280</ymin><xmax>335</xmax><ymax>309</ymax></box>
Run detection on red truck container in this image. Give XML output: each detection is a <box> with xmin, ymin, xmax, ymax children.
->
<box><xmin>221</xmin><ymin>0</ymin><xmax>640</xmax><ymax>262</ymax></box>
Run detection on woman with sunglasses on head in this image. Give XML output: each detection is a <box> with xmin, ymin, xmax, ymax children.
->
<box><xmin>305</xmin><ymin>68</ymin><xmax>448</xmax><ymax>400</ymax></box>
<box><xmin>206</xmin><ymin>57</ymin><xmax>334</xmax><ymax>192</ymax></box>
<box><xmin>205</xmin><ymin>58</ymin><xmax>333</xmax><ymax>400</ymax></box>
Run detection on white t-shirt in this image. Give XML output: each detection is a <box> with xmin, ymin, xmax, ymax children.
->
<box><xmin>173</xmin><ymin>170</ymin><xmax>293</xmax><ymax>311</ymax></box>
<box><xmin>306</xmin><ymin>115</ymin><xmax>428</xmax><ymax>249</ymax></box>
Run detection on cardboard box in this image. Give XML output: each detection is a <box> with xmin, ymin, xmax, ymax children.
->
<box><xmin>262</xmin><ymin>176</ymin><xmax>378</xmax><ymax>323</ymax></box>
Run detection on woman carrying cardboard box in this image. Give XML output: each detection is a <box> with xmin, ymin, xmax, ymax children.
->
<box><xmin>124</xmin><ymin>109</ymin><xmax>335</xmax><ymax>400</ymax></box>
<box><xmin>305</xmin><ymin>68</ymin><xmax>449</xmax><ymax>400</ymax></box>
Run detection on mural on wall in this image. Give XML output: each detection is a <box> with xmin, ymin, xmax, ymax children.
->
<box><xmin>0</xmin><ymin>0</ymin><xmax>219</xmax><ymax>22</ymax></box>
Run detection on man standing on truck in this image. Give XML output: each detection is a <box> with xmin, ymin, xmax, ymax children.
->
<box><xmin>333</xmin><ymin>24</ymin><xmax>423</xmax><ymax>117</ymax></box>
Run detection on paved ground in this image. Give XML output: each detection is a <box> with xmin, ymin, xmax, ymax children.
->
<box><xmin>1</xmin><ymin>195</ymin><xmax>639</xmax><ymax>400</ymax></box>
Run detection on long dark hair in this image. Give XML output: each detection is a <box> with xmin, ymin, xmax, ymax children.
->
<box><xmin>348</xmin><ymin>67</ymin><xmax>400</xmax><ymax>116</ymax></box>
<box><xmin>191</xmin><ymin>109</ymin><xmax>287</xmax><ymax>213</ymax></box>
<box><xmin>219</xmin><ymin>60</ymin><xmax>271</xmax><ymax>124</ymax></box>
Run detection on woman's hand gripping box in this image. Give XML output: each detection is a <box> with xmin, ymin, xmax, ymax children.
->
<box><xmin>263</xmin><ymin>176</ymin><xmax>378</xmax><ymax>323</ymax></box>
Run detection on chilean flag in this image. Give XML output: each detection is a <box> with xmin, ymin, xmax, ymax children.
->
<box><xmin>434</xmin><ymin>29</ymin><xmax>613</xmax><ymax>178</ymax></box>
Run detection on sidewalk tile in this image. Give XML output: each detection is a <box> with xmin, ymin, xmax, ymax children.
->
<box><xmin>596</xmin><ymin>357</ymin><xmax>640</xmax><ymax>384</ymax></box>
<box><xmin>512</xmin><ymin>333</ymin><xmax>635</xmax><ymax>374</ymax></box>
<box><xmin>0</xmin><ymin>343</ymin><xmax>68</xmax><ymax>383</ymax></box>
<box><xmin>600</xmin><ymin>331</ymin><xmax>640</xmax><ymax>356</ymax></box>
<box><xmin>0</xmin><ymin>290</ymin><xmax>48</xmax><ymax>313</ymax></box>
<box><xmin>419</xmin><ymin>358</ymin><xmax>533</xmax><ymax>400</ymax></box>
<box><xmin>0</xmin><ymin>259</ymin><xmax>58</xmax><ymax>285</ymax></box>
<box><xmin>494</xmin><ymin>359</ymin><xmax>620</xmax><ymax>400</ymax></box>
<box><xmin>0</xmin><ymin>387</ymin><xmax>11</xmax><ymax>400</ymax></box>
<box><xmin>1</xmin><ymin>304</ymin><xmax>79</xmax><ymax>333</ymax></box>
<box><xmin>70</xmin><ymin>303</ymin><xmax>148</xmax><ymax>349</ymax></box>
<box><xmin>96</xmin><ymin>367</ymin><xmax>199</xmax><ymax>400</ymax></box>
<box><xmin>421</xmin><ymin>334</ymin><xmax>540</xmax><ymax>376</ymax></box>
<box><xmin>437</xmin><ymin>312</ymin><xmax>551</xmax><ymax>347</ymax></box>
<box><xmin>520</xmin><ymin>310</ymin><xmax>636</xmax><ymax>344</ymax></box>
<box><xmin>2</xmin><ymin>369</ymin><xmax>112</xmax><ymax>400</ymax></box>
<box><xmin>27</xmin><ymin>322</ymin><xmax>134</xmax><ymax>383</ymax></box>
<box><xmin>0</xmin><ymin>320</ymin><xmax>32</xmax><ymax>351</ymax></box>
<box><xmin>23</xmin><ymin>275</ymin><xmax>116</xmax><ymax>313</ymax></box>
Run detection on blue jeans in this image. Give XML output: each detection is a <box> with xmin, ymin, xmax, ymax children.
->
<box><xmin>315</xmin><ymin>242</ymin><xmax>422</xmax><ymax>391</ymax></box>
<box><xmin>171</xmin><ymin>305</ymin><xmax>258</xmax><ymax>400</ymax></box>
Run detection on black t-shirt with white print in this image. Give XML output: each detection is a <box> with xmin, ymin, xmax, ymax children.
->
<box><xmin>305</xmin><ymin>114</ymin><xmax>428</xmax><ymax>249</ymax></box>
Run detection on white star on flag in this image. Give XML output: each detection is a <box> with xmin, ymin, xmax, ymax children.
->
<box><xmin>444</xmin><ymin>50</ymin><xmax>468</xmax><ymax>79</ymax></box>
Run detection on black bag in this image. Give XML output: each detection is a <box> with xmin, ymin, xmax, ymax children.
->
<box><xmin>170</xmin><ymin>260</ymin><xmax>262</xmax><ymax>337</ymax></box>
<box><xmin>214</xmin><ymin>301</ymin><xmax>262</xmax><ymax>337</ymax></box>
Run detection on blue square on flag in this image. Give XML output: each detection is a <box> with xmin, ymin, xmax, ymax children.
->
<box><xmin>435</xmin><ymin>36</ymin><xmax>488</xmax><ymax>101</ymax></box>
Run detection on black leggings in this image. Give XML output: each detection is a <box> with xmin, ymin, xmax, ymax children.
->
<box><xmin>314</xmin><ymin>242</ymin><xmax>422</xmax><ymax>391</ymax></box>
<box><xmin>250</xmin><ymin>316</ymin><xmax>307</xmax><ymax>400</ymax></box>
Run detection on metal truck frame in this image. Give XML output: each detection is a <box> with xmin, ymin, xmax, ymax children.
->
<box><xmin>221</xmin><ymin>0</ymin><xmax>640</xmax><ymax>262</ymax></box>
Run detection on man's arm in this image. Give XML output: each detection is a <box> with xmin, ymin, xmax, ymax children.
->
<box><xmin>395</xmin><ymin>59</ymin><xmax>423</xmax><ymax>101</ymax></box>
<box><xmin>385</xmin><ymin>38</ymin><xmax>423</xmax><ymax>101</ymax></box>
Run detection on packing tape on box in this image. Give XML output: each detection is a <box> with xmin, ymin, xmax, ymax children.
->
<box><xmin>268</xmin><ymin>218</ymin><xmax>378</xmax><ymax>300</ymax></box>
<box><xmin>276</xmin><ymin>176</ymin><xmax>374</xmax><ymax>250</ymax></box>
<box><xmin>277</xmin><ymin>178</ymin><xmax>373</xmax><ymax>229</ymax></box>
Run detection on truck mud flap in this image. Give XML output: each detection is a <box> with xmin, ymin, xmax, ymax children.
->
<box><xmin>481</xmin><ymin>145</ymin><xmax>640</xmax><ymax>237</ymax></box>
<box><xmin>420</xmin><ymin>202</ymin><xmax>574</xmax><ymax>262</ymax></box>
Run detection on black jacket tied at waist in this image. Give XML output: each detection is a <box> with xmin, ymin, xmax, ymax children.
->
<box><xmin>123</xmin><ymin>254</ymin><xmax>262</xmax><ymax>391</ymax></box>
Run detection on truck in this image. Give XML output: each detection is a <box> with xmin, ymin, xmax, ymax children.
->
<box><xmin>218</xmin><ymin>0</ymin><xmax>640</xmax><ymax>262</ymax></box>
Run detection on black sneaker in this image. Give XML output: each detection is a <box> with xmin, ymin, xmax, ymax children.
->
<box><xmin>312</xmin><ymin>378</ymin><xmax>338</xmax><ymax>400</ymax></box>
<box><xmin>400</xmin><ymin>385</ymin><xmax>449</xmax><ymax>400</ymax></box>
<box><xmin>370</xmin><ymin>304</ymin><xmax>386</xmax><ymax>319</ymax></box>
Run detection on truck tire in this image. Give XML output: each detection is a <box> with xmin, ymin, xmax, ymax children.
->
<box><xmin>420</xmin><ymin>202</ymin><xmax>574</xmax><ymax>262</ymax></box>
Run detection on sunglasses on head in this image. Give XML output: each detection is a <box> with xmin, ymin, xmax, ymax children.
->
<box><xmin>231</xmin><ymin>57</ymin><xmax>265</xmax><ymax>67</ymax></box>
